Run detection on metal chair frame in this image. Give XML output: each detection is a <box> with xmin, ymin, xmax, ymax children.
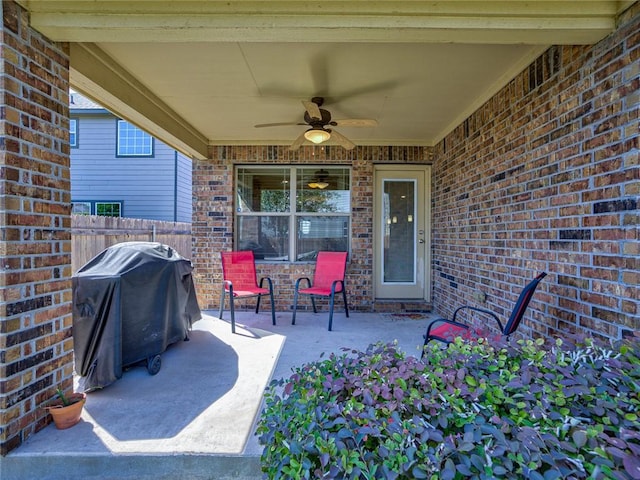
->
<box><xmin>291</xmin><ymin>251</ymin><xmax>349</xmax><ymax>331</ymax></box>
<box><xmin>219</xmin><ymin>251</ymin><xmax>276</xmax><ymax>333</ymax></box>
<box><xmin>421</xmin><ymin>272</ymin><xmax>547</xmax><ymax>358</ymax></box>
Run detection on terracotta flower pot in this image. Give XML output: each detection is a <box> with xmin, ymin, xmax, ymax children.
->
<box><xmin>47</xmin><ymin>393</ymin><xmax>86</xmax><ymax>430</ymax></box>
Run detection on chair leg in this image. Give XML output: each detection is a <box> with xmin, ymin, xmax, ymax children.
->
<box><xmin>256</xmin><ymin>278</ymin><xmax>276</xmax><ymax>325</ymax></box>
<box><xmin>292</xmin><ymin>288</ymin><xmax>299</xmax><ymax>325</ymax></box>
<box><xmin>420</xmin><ymin>335</ymin><xmax>429</xmax><ymax>359</ymax></box>
<box><xmin>268</xmin><ymin>290</ymin><xmax>276</xmax><ymax>326</ymax></box>
<box><xmin>327</xmin><ymin>293</ymin><xmax>335</xmax><ymax>331</ymax></box>
<box><xmin>420</xmin><ymin>325</ymin><xmax>454</xmax><ymax>359</ymax></box>
<box><xmin>342</xmin><ymin>289</ymin><xmax>349</xmax><ymax>318</ymax></box>
<box><xmin>219</xmin><ymin>288</ymin><xmax>226</xmax><ymax>320</ymax></box>
<box><xmin>310</xmin><ymin>296</ymin><xmax>317</xmax><ymax>313</ymax></box>
<box><xmin>230</xmin><ymin>296</ymin><xmax>236</xmax><ymax>334</ymax></box>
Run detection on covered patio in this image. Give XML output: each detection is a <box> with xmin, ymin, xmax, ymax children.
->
<box><xmin>0</xmin><ymin>0</ymin><xmax>637</xmax><ymax>464</ymax></box>
<box><xmin>2</xmin><ymin>310</ymin><xmax>435</xmax><ymax>479</ymax></box>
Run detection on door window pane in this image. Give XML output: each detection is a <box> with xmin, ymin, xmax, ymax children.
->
<box><xmin>383</xmin><ymin>180</ymin><xmax>415</xmax><ymax>283</ymax></box>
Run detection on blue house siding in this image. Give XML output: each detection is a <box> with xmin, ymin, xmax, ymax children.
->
<box><xmin>70</xmin><ymin>96</ymin><xmax>192</xmax><ymax>222</ymax></box>
<box><xmin>175</xmin><ymin>152</ymin><xmax>193</xmax><ymax>223</ymax></box>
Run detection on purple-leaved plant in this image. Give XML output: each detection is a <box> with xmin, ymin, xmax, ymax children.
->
<box><xmin>258</xmin><ymin>334</ymin><xmax>640</xmax><ymax>479</ymax></box>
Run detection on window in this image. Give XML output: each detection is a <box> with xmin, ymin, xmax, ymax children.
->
<box><xmin>72</xmin><ymin>201</ymin><xmax>91</xmax><ymax>215</ymax></box>
<box><xmin>96</xmin><ymin>202</ymin><xmax>122</xmax><ymax>217</ymax></box>
<box><xmin>116</xmin><ymin>120</ymin><xmax>153</xmax><ymax>157</ymax></box>
<box><xmin>72</xmin><ymin>201</ymin><xmax>122</xmax><ymax>217</ymax></box>
<box><xmin>70</xmin><ymin>118</ymin><xmax>78</xmax><ymax>147</ymax></box>
<box><xmin>236</xmin><ymin>166</ymin><xmax>350</xmax><ymax>261</ymax></box>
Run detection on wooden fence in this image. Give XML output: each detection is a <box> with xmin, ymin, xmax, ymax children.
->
<box><xmin>71</xmin><ymin>215</ymin><xmax>192</xmax><ymax>273</ymax></box>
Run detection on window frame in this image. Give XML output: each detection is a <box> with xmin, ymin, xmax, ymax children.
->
<box><xmin>71</xmin><ymin>201</ymin><xmax>91</xmax><ymax>215</ymax></box>
<box><xmin>72</xmin><ymin>200</ymin><xmax>123</xmax><ymax>217</ymax></box>
<box><xmin>70</xmin><ymin>118</ymin><xmax>78</xmax><ymax>148</ymax></box>
<box><xmin>235</xmin><ymin>165</ymin><xmax>352</xmax><ymax>263</ymax></box>
<box><xmin>95</xmin><ymin>201</ymin><xmax>122</xmax><ymax>217</ymax></box>
<box><xmin>115</xmin><ymin>119</ymin><xmax>154</xmax><ymax>157</ymax></box>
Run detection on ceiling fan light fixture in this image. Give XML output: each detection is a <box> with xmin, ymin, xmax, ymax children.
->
<box><xmin>307</xmin><ymin>180</ymin><xmax>329</xmax><ymax>189</ymax></box>
<box><xmin>308</xmin><ymin>168</ymin><xmax>330</xmax><ymax>189</ymax></box>
<box><xmin>304</xmin><ymin>127</ymin><xmax>331</xmax><ymax>144</ymax></box>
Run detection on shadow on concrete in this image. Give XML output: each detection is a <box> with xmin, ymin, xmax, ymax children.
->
<box><xmin>2</xmin><ymin>310</ymin><xmax>434</xmax><ymax>479</ymax></box>
<box><xmin>84</xmin><ymin>328</ymin><xmax>238</xmax><ymax>442</ymax></box>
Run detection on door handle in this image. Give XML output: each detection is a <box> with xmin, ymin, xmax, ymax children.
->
<box><xmin>418</xmin><ymin>239</ymin><xmax>425</xmax><ymax>244</ymax></box>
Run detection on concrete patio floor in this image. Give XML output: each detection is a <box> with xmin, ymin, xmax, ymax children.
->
<box><xmin>2</xmin><ymin>309</ymin><xmax>435</xmax><ymax>480</ymax></box>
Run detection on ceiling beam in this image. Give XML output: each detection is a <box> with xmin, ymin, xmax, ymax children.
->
<box><xmin>70</xmin><ymin>43</ymin><xmax>209</xmax><ymax>160</ymax></box>
<box><xmin>19</xmin><ymin>1</ymin><xmax>622</xmax><ymax>45</ymax></box>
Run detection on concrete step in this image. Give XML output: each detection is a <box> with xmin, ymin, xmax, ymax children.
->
<box><xmin>372</xmin><ymin>299</ymin><xmax>433</xmax><ymax>313</ymax></box>
<box><xmin>1</xmin><ymin>453</ymin><xmax>262</xmax><ymax>480</ymax></box>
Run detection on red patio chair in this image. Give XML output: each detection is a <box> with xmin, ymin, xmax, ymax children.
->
<box><xmin>219</xmin><ymin>250</ymin><xmax>276</xmax><ymax>333</ymax></box>
<box><xmin>291</xmin><ymin>251</ymin><xmax>349</xmax><ymax>331</ymax></box>
<box><xmin>421</xmin><ymin>272</ymin><xmax>546</xmax><ymax>358</ymax></box>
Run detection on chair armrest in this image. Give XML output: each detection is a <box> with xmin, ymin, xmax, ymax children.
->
<box><xmin>451</xmin><ymin>305</ymin><xmax>504</xmax><ymax>332</ymax></box>
<box><xmin>222</xmin><ymin>279</ymin><xmax>234</xmax><ymax>296</ymax></box>
<box><xmin>294</xmin><ymin>277</ymin><xmax>312</xmax><ymax>289</ymax></box>
<box><xmin>330</xmin><ymin>279</ymin><xmax>344</xmax><ymax>294</ymax></box>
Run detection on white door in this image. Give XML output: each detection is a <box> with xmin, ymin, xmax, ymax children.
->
<box><xmin>374</xmin><ymin>166</ymin><xmax>431</xmax><ymax>300</ymax></box>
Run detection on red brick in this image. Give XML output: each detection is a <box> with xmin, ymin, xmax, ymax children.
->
<box><xmin>0</xmin><ymin>1</ymin><xmax>71</xmax><ymax>456</ymax></box>
<box><xmin>426</xmin><ymin>3</ymin><xmax>639</xmax><ymax>363</ymax></box>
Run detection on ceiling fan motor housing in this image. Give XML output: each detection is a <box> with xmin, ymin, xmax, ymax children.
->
<box><xmin>256</xmin><ymin>96</ymin><xmax>372</xmax><ymax>150</ymax></box>
<box><xmin>304</xmin><ymin>108</ymin><xmax>334</xmax><ymax>127</ymax></box>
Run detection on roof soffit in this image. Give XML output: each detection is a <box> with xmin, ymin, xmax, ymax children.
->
<box><xmin>15</xmin><ymin>1</ymin><xmax>631</xmax><ymax>154</ymax></box>
<box><xmin>18</xmin><ymin>1</ymin><xmax>621</xmax><ymax>44</ymax></box>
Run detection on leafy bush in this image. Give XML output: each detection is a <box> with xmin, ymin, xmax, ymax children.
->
<box><xmin>257</xmin><ymin>334</ymin><xmax>640</xmax><ymax>479</ymax></box>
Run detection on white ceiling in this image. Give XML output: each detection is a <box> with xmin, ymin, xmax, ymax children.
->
<box><xmin>97</xmin><ymin>41</ymin><xmax>541</xmax><ymax>145</ymax></box>
<box><xmin>18</xmin><ymin>1</ymin><xmax>632</xmax><ymax>158</ymax></box>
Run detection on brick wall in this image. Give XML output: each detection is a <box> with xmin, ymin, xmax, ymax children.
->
<box><xmin>192</xmin><ymin>145</ymin><xmax>429</xmax><ymax>311</ymax></box>
<box><xmin>0</xmin><ymin>1</ymin><xmax>71</xmax><ymax>455</ymax></box>
<box><xmin>431</xmin><ymin>4</ymin><xmax>639</xmax><ymax>341</ymax></box>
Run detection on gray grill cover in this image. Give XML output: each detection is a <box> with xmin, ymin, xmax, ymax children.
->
<box><xmin>72</xmin><ymin>242</ymin><xmax>201</xmax><ymax>391</ymax></box>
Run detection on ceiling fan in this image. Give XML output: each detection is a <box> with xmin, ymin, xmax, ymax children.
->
<box><xmin>254</xmin><ymin>97</ymin><xmax>377</xmax><ymax>151</ymax></box>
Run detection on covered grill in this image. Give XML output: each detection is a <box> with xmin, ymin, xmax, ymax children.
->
<box><xmin>72</xmin><ymin>242</ymin><xmax>201</xmax><ymax>391</ymax></box>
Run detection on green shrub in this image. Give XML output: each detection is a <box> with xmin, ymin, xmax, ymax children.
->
<box><xmin>257</xmin><ymin>334</ymin><xmax>640</xmax><ymax>479</ymax></box>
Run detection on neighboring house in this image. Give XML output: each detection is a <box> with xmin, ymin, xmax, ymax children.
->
<box><xmin>69</xmin><ymin>91</ymin><xmax>192</xmax><ymax>222</ymax></box>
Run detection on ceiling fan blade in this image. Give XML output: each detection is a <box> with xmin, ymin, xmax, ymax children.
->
<box><xmin>333</xmin><ymin>119</ymin><xmax>378</xmax><ymax>128</ymax></box>
<box><xmin>254</xmin><ymin>122</ymin><xmax>305</xmax><ymax>128</ymax></box>
<box><xmin>329</xmin><ymin>129</ymin><xmax>355</xmax><ymax>150</ymax></box>
<box><xmin>289</xmin><ymin>130</ymin><xmax>307</xmax><ymax>151</ymax></box>
<box><xmin>302</xmin><ymin>100</ymin><xmax>322</xmax><ymax>120</ymax></box>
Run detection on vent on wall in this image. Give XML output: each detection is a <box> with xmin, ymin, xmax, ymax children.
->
<box><xmin>528</xmin><ymin>46</ymin><xmax>561</xmax><ymax>92</ymax></box>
